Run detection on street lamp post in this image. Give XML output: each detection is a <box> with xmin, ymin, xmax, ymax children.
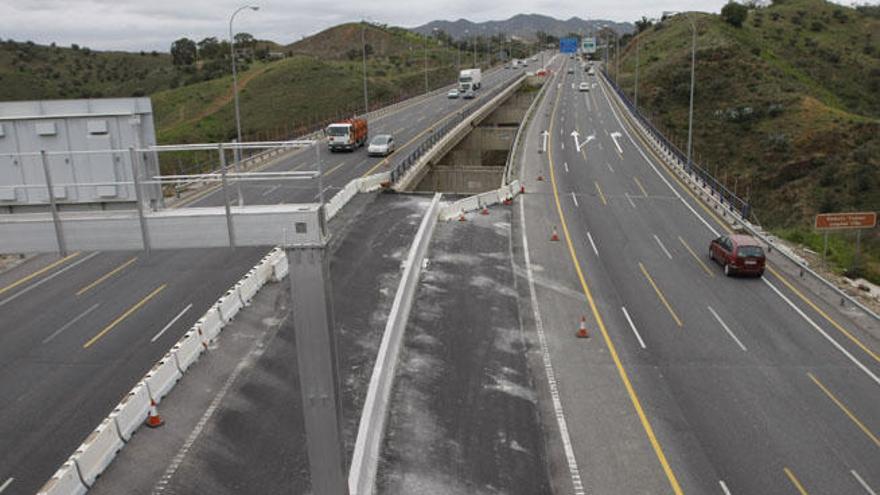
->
<box><xmin>634</xmin><ymin>30</ymin><xmax>640</xmax><ymax>109</ymax></box>
<box><xmin>362</xmin><ymin>21</ymin><xmax>368</xmax><ymax>114</ymax></box>
<box><xmin>660</xmin><ymin>12</ymin><xmax>697</xmax><ymax>168</ymax></box>
<box><xmin>229</xmin><ymin>4</ymin><xmax>258</xmax><ymax>207</ymax></box>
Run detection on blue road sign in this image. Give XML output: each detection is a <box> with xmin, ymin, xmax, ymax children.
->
<box><xmin>560</xmin><ymin>38</ymin><xmax>578</xmax><ymax>53</ymax></box>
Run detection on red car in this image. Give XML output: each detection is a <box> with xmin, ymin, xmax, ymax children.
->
<box><xmin>709</xmin><ymin>234</ymin><xmax>766</xmax><ymax>277</ymax></box>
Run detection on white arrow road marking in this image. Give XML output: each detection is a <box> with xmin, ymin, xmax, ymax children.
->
<box><xmin>570</xmin><ymin>131</ymin><xmax>596</xmax><ymax>152</ymax></box>
<box><xmin>541</xmin><ymin>130</ymin><xmax>550</xmax><ymax>153</ymax></box>
<box><xmin>610</xmin><ymin>132</ymin><xmax>623</xmax><ymax>154</ymax></box>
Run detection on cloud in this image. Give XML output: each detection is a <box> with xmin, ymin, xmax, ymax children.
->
<box><xmin>0</xmin><ymin>0</ymin><xmax>737</xmax><ymax>51</ymax></box>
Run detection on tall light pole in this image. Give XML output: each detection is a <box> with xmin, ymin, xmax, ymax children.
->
<box><xmin>361</xmin><ymin>20</ymin><xmax>369</xmax><ymax>114</ymax></box>
<box><xmin>634</xmin><ymin>30</ymin><xmax>640</xmax><ymax>109</ymax></box>
<box><xmin>664</xmin><ymin>11</ymin><xmax>697</xmax><ymax>168</ymax></box>
<box><xmin>229</xmin><ymin>4</ymin><xmax>258</xmax><ymax>207</ymax></box>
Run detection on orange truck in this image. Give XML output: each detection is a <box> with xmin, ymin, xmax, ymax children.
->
<box><xmin>326</xmin><ymin>118</ymin><xmax>368</xmax><ymax>152</ymax></box>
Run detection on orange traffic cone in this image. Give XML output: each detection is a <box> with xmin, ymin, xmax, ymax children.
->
<box><xmin>458</xmin><ymin>211</ymin><xmax>467</xmax><ymax>222</ymax></box>
<box><xmin>481</xmin><ymin>205</ymin><xmax>490</xmax><ymax>215</ymax></box>
<box><xmin>145</xmin><ymin>399</ymin><xmax>164</xmax><ymax>428</ymax></box>
<box><xmin>576</xmin><ymin>317</ymin><xmax>590</xmax><ymax>338</ymax></box>
<box><xmin>550</xmin><ymin>226</ymin><xmax>560</xmax><ymax>242</ymax></box>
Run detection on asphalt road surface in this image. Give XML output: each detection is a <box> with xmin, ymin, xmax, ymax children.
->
<box><xmin>0</xmin><ymin>66</ymin><xmax>522</xmax><ymax>495</ymax></box>
<box><xmin>516</xmin><ymin>56</ymin><xmax>879</xmax><ymax>494</ymax></box>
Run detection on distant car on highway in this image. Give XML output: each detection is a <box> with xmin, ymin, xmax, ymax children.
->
<box><xmin>367</xmin><ymin>134</ymin><xmax>395</xmax><ymax>157</ymax></box>
<box><xmin>447</xmin><ymin>89</ymin><xmax>460</xmax><ymax>99</ymax></box>
<box><xmin>463</xmin><ymin>89</ymin><xmax>476</xmax><ymax>99</ymax></box>
<box><xmin>588</xmin><ymin>68</ymin><xmax>596</xmax><ymax>76</ymax></box>
<box><xmin>709</xmin><ymin>234</ymin><xmax>766</xmax><ymax>277</ymax></box>
<box><xmin>578</xmin><ymin>82</ymin><xmax>590</xmax><ymax>92</ymax></box>
<box><xmin>567</xmin><ymin>67</ymin><xmax>574</xmax><ymax>74</ymax></box>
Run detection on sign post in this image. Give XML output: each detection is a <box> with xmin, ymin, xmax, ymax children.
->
<box><xmin>815</xmin><ymin>212</ymin><xmax>877</xmax><ymax>273</ymax></box>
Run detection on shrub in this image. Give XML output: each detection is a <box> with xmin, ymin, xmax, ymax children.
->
<box><xmin>810</xmin><ymin>20</ymin><xmax>825</xmax><ymax>32</ymax></box>
<box><xmin>722</xmin><ymin>2</ymin><xmax>749</xmax><ymax>27</ymax></box>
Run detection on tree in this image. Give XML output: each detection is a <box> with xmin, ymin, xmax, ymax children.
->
<box><xmin>197</xmin><ymin>37</ymin><xmax>222</xmax><ymax>60</ymax></box>
<box><xmin>233</xmin><ymin>32</ymin><xmax>255</xmax><ymax>48</ymax></box>
<box><xmin>635</xmin><ymin>16</ymin><xmax>653</xmax><ymax>33</ymax></box>
<box><xmin>170</xmin><ymin>37</ymin><xmax>197</xmax><ymax>66</ymax></box>
<box><xmin>722</xmin><ymin>2</ymin><xmax>749</xmax><ymax>27</ymax></box>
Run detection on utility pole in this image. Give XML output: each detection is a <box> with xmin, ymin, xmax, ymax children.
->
<box><xmin>361</xmin><ymin>21</ymin><xmax>369</xmax><ymax>114</ymax></box>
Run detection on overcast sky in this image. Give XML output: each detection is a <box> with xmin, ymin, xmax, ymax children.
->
<box><xmin>0</xmin><ymin>0</ymin><xmax>864</xmax><ymax>51</ymax></box>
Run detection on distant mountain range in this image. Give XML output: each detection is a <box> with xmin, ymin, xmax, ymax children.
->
<box><xmin>411</xmin><ymin>14</ymin><xmax>633</xmax><ymax>41</ymax></box>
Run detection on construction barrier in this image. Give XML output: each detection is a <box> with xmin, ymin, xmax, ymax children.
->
<box><xmin>71</xmin><ymin>418</ymin><xmax>124</xmax><ymax>487</ymax></box>
<box><xmin>143</xmin><ymin>354</ymin><xmax>182</xmax><ymax>403</ymax></box>
<box><xmin>271</xmin><ymin>253</ymin><xmax>289</xmax><ymax>282</ymax></box>
<box><xmin>438</xmin><ymin>180</ymin><xmax>521</xmax><ymax>221</ymax></box>
<box><xmin>172</xmin><ymin>329</ymin><xmax>204</xmax><ymax>374</ymax></box>
<box><xmin>217</xmin><ymin>287</ymin><xmax>243</xmax><ymax>323</ymax></box>
<box><xmin>36</xmin><ymin>461</ymin><xmax>86</xmax><ymax>495</ymax></box>
<box><xmin>110</xmin><ymin>383</ymin><xmax>150</xmax><ymax>442</ymax></box>
<box><xmin>254</xmin><ymin>258</ymin><xmax>273</xmax><ymax>287</ymax></box>
<box><xmin>238</xmin><ymin>269</ymin><xmax>260</xmax><ymax>304</ymax></box>
<box><xmin>198</xmin><ymin>307</ymin><xmax>224</xmax><ymax>343</ymax></box>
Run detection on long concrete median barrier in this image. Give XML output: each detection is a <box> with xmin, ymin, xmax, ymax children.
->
<box><xmin>172</xmin><ymin>329</ymin><xmax>204</xmax><ymax>374</ymax></box>
<box><xmin>349</xmin><ymin>193</ymin><xmax>443</xmax><ymax>495</ymax></box>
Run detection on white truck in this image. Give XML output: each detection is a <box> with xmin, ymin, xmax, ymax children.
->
<box><xmin>458</xmin><ymin>68</ymin><xmax>482</xmax><ymax>92</ymax></box>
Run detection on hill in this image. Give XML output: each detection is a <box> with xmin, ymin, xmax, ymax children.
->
<box><xmin>613</xmin><ymin>0</ymin><xmax>880</xmax><ymax>281</ymax></box>
<box><xmin>0</xmin><ymin>39</ymin><xmax>177</xmax><ymax>100</ymax></box>
<box><xmin>412</xmin><ymin>14</ymin><xmax>633</xmax><ymax>40</ymax></box>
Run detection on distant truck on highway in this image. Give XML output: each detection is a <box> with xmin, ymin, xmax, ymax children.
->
<box><xmin>458</xmin><ymin>69</ymin><xmax>482</xmax><ymax>92</ymax></box>
<box><xmin>326</xmin><ymin>118</ymin><xmax>368</xmax><ymax>152</ymax></box>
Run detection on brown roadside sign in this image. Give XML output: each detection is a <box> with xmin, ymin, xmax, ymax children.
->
<box><xmin>815</xmin><ymin>212</ymin><xmax>877</xmax><ymax>230</ymax></box>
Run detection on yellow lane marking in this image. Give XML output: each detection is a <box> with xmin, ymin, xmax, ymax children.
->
<box><xmin>807</xmin><ymin>372</ymin><xmax>880</xmax><ymax>447</ymax></box>
<box><xmin>603</xmin><ymin>79</ymin><xmax>880</xmax><ymax>366</ymax></box>
<box><xmin>771</xmin><ymin>266</ymin><xmax>880</xmax><ymax>364</ymax></box>
<box><xmin>83</xmin><ymin>284</ymin><xmax>167</xmax><ymax>349</ymax></box>
<box><xmin>545</xmin><ymin>74</ymin><xmax>685</xmax><ymax>494</ymax></box>
<box><xmin>75</xmin><ymin>257</ymin><xmax>137</xmax><ymax>296</ymax></box>
<box><xmin>784</xmin><ymin>467</ymin><xmax>810</xmax><ymax>495</ymax></box>
<box><xmin>0</xmin><ymin>252</ymin><xmax>81</xmax><ymax>296</ymax></box>
<box><xmin>594</xmin><ymin>180</ymin><xmax>607</xmax><ymax>206</ymax></box>
<box><xmin>678</xmin><ymin>236</ymin><xmax>715</xmax><ymax>277</ymax></box>
<box><xmin>634</xmin><ymin>176</ymin><xmax>648</xmax><ymax>197</ymax></box>
<box><xmin>639</xmin><ymin>262</ymin><xmax>684</xmax><ymax>327</ymax></box>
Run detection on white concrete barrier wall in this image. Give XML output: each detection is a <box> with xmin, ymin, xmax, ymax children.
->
<box><xmin>217</xmin><ymin>287</ymin><xmax>243</xmax><ymax>323</ymax></box>
<box><xmin>144</xmin><ymin>354</ymin><xmax>181</xmax><ymax>403</ymax></box>
<box><xmin>271</xmin><ymin>255</ymin><xmax>289</xmax><ymax>282</ymax></box>
<box><xmin>238</xmin><ymin>269</ymin><xmax>260</xmax><ymax>304</ymax></box>
<box><xmin>37</xmin><ymin>461</ymin><xmax>86</xmax><ymax>495</ymax></box>
<box><xmin>110</xmin><ymin>383</ymin><xmax>150</xmax><ymax>442</ymax></box>
<box><xmin>198</xmin><ymin>307</ymin><xmax>224</xmax><ymax>343</ymax></box>
<box><xmin>172</xmin><ymin>329</ymin><xmax>204</xmax><ymax>374</ymax></box>
<box><xmin>349</xmin><ymin>193</ymin><xmax>443</xmax><ymax>495</ymax></box>
<box><xmin>439</xmin><ymin>179</ymin><xmax>522</xmax><ymax>221</ymax></box>
<box><xmin>72</xmin><ymin>418</ymin><xmax>123</xmax><ymax>486</ymax></box>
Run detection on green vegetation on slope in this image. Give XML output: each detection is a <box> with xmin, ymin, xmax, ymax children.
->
<box><xmin>0</xmin><ymin>40</ymin><xmax>177</xmax><ymax>99</ymax></box>
<box><xmin>613</xmin><ymin>0</ymin><xmax>880</xmax><ymax>282</ymax></box>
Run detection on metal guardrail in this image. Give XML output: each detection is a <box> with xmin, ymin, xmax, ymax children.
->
<box><xmin>601</xmin><ymin>69</ymin><xmax>751</xmax><ymax>219</ymax></box>
<box><xmin>598</xmin><ymin>70</ymin><xmax>880</xmax><ymax>324</ymax></box>
<box><xmin>388</xmin><ymin>73</ymin><xmax>526</xmax><ymax>184</ymax></box>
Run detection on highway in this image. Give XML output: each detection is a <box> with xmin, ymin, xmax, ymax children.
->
<box><xmin>517</xmin><ymin>56</ymin><xmax>879</xmax><ymax>493</ymax></box>
<box><xmin>0</xmin><ymin>66</ymin><xmax>522</xmax><ymax>495</ymax></box>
